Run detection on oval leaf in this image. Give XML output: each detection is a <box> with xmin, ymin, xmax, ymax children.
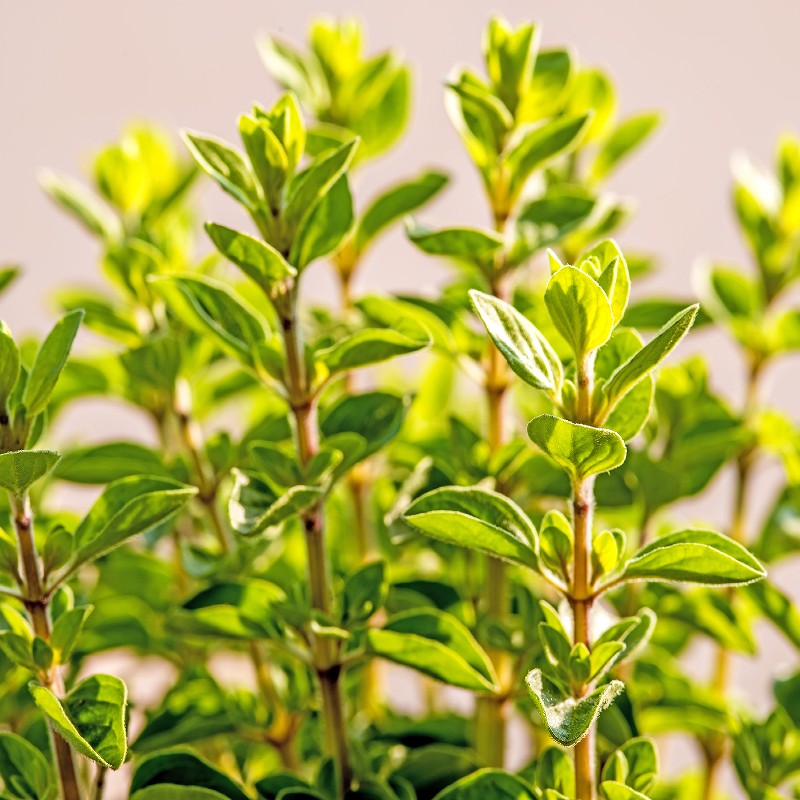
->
<box><xmin>527</xmin><ymin>415</ymin><xmax>626</xmax><ymax>479</ymax></box>
<box><xmin>401</xmin><ymin>486</ymin><xmax>538</xmax><ymax>569</ymax></box>
<box><xmin>545</xmin><ymin>266</ymin><xmax>613</xmax><ymax>356</ymax></box>
<box><xmin>29</xmin><ymin>674</ymin><xmax>128</xmax><ymax>769</ymax></box>
<box><xmin>622</xmin><ymin>529</ymin><xmax>766</xmax><ymax>586</ymax></box>
<box><xmin>432</xmin><ymin>769</ymin><xmax>537</xmax><ymax>800</ymax></box>
<box><xmin>366</xmin><ymin>609</ymin><xmax>497</xmax><ymax>693</ymax></box>
<box><xmin>525</xmin><ymin>668</ymin><xmax>624</xmax><ymax>747</ymax></box>
<box><xmin>69</xmin><ymin>476</ymin><xmax>197</xmax><ymax>570</ymax></box>
<box><xmin>0</xmin><ymin>450</ymin><xmax>61</xmax><ymax>496</ymax></box>
<box><xmin>0</xmin><ymin>731</ymin><xmax>54</xmax><ymax>800</ymax></box>
<box><xmin>469</xmin><ymin>290</ymin><xmax>562</xmax><ymax>393</ymax></box>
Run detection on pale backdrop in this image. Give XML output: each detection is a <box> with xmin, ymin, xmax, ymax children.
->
<box><xmin>2</xmin><ymin>1</ymin><xmax>799</xmax><ymax>795</ymax></box>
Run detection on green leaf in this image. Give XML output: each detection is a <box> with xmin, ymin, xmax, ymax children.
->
<box><xmin>50</xmin><ymin>606</ymin><xmax>93</xmax><ymax>663</ymax></box>
<box><xmin>579</xmin><ymin>239</ymin><xmax>631</xmax><ymax>326</ymax></box>
<box><xmin>150</xmin><ymin>275</ymin><xmax>268</xmax><ymax>370</ymax></box>
<box><xmin>601</xmin><ymin>737</ymin><xmax>658</xmax><ymax>794</ymax></box>
<box><xmin>131</xmin><ymin>788</ymin><xmax>231</xmax><ymax>800</ymax></box>
<box><xmin>356</xmin><ymin>170</ymin><xmax>449</xmax><ymax>253</ymax></box>
<box><xmin>238</xmin><ymin>114</ymin><xmax>288</xmax><ymax>208</ymax></box>
<box><xmin>228</xmin><ymin>469</ymin><xmax>321</xmax><ymax>537</ymax></box>
<box><xmin>431</xmin><ymin>768</ymin><xmax>536</xmax><ymax>799</ymax></box>
<box><xmin>39</xmin><ymin>170</ymin><xmax>120</xmax><ymax>240</ymax></box>
<box><xmin>168</xmin><ymin>580</ymin><xmax>284</xmax><ymax>641</ymax></box>
<box><xmin>181</xmin><ymin>130</ymin><xmax>260</xmax><ymax>211</ymax></box>
<box><xmin>69</xmin><ymin>476</ymin><xmax>197</xmax><ymax>570</ymax></box>
<box><xmin>514</xmin><ymin>188</ymin><xmax>596</xmax><ymax>254</ymax></box>
<box><xmin>316</xmin><ymin>325</ymin><xmax>430</xmax><ymax>376</ymax></box>
<box><xmin>342</xmin><ymin>561</ymin><xmax>386</xmax><ymax>626</ymax></box>
<box><xmin>0</xmin><ymin>731</ymin><xmax>54</xmax><ymax>800</ymax></box>
<box><xmin>130</xmin><ymin>749</ymin><xmax>250</xmax><ymax>800</ymax></box>
<box><xmin>284</xmin><ymin>138</ymin><xmax>358</xmax><ymax>230</ymax></box>
<box><xmin>599</xmin><ymin>782</ymin><xmax>650</xmax><ymax>800</ymax></box>
<box><xmin>205</xmin><ymin>223</ymin><xmax>295</xmax><ymax>288</ymax></box>
<box><xmin>401</xmin><ymin>486</ymin><xmax>538</xmax><ymax>569</ymax></box>
<box><xmin>527</xmin><ymin>415</ymin><xmax>626</xmax><ymax>479</ymax></box>
<box><xmin>525</xmin><ymin>668</ymin><xmax>624</xmax><ymax>747</ymax></box>
<box><xmin>406</xmin><ymin>221</ymin><xmax>504</xmax><ymax>262</ymax></box>
<box><xmin>545</xmin><ymin>267</ymin><xmax>613</xmax><ymax>356</ymax></box>
<box><xmin>746</xmin><ymin>579</ymin><xmax>800</xmax><ymax>650</ymax></box>
<box><xmin>290</xmin><ymin>174</ymin><xmax>355</xmax><ymax>270</ymax></box>
<box><xmin>535</xmin><ymin>747</ymin><xmax>574</xmax><ymax>797</ymax></box>
<box><xmin>366</xmin><ymin>609</ymin><xmax>498</xmax><ymax>693</ymax></box>
<box><xmin>320</xmin><ymin>391</ymin><xmax>407</xmax><ymax>468</ymax></box>
<box><xmin>53</xmin><ymin>442</ymin><xmax>170</xmax><ymax>484</ymax></box>
<box><xmin>602</xmin><ymin>305</ymin><xmax>699</xmax><ymax>416</ymax></box>
<box><xmin>469</xmin><ymin>291</ymin><xmax>562</xmax><ymax>393</ymax></box>
<box><xmin>621</xmin><ymin>529</ymin><xmax>766</xmax><ymax>586</ymax></box>
<box><xmin>0</xmin><ymin>450</ymin><xmax>61</xmax><ymax>496</ymax></box>
<box><xmin>591</xmin><ymin>112</ymin><xmax>662</xmax><ymax>183</ymax></box>
<box><xmin>505</xmin><ymin>114</ymin><xmax>591</xmax><ymax>200</ymax></box>
<box><xmin>0</xmin><ymin>321</ymin><xmax>20</xmax><ymax>409</ymax></box>
<box><xmin>29</xmin><ymin>674</ymin><xmax>127</xmax><ymax>769</ymax></box>
<box><xmin>24</xmin><ymin>310</ymin><xmax>83</xmax><ymax>417</ymax></box>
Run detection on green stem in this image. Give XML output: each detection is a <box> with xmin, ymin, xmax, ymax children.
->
<box><xmin>171</xmin><ymin>391</ymin><xmax>301</xmax><ymax>769</ymax></box>
<box><xmin>476</xmin><ymin>266</ymin><xmax>511</xmax><ymax>767</ymax></box>
<box><xmin>280</xmin><ymin>289</ymin><xmax>352</xmax><ymax>795</ymax></box>
<box><xmin>571</xmin><ymin>354</ymin><xmax>597</xmax><ymax>800</ymax></box>
<box><xmin>11</xmin><ymin>494</ymin><xmax>81</xmax><ymax>800</ymax></box>
<box><xmin>704</xmin><ymin>355</ymin><xmax>762</xmax><ymax>799</ymax></box>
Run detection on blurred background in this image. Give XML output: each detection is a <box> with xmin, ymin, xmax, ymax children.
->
<box><xmin>2</xmin><ymin>0</ymin><xmax>799</xmax><ymax>792</ymax></box>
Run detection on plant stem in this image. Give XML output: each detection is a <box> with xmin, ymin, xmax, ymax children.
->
<box><xmin>11</xmin><ymin>494</ymin><xmax>81</xmax><ymax>800</ymax></box>
<box><xmin>280</xmin><ymin>287</ymin><xmax>352</xmax><ymax>795</ymax></box>
<box><xmin>703</xmin><ymin>356</ymin><xmax>762</xmax><ymax>799</ymax></box>
<box><xmin>475</xmin><ymin>267</ymin><xmax>511</xmax><ymax>767</ymax></box>
<box><xmin>170</xmin><ymin>391</ymin><xmax>301</xmax><ymax>768</ymax></box>
<box><xmin>571</xmin><ymin>354</ymin><xmax>597</xmax><ymax>800</ymax></box>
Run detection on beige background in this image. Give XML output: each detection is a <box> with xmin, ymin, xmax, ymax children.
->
<box><xmin>2</xmin><ymin>0</ymin><xmax>800</xmax><ymax>795</ymax></box>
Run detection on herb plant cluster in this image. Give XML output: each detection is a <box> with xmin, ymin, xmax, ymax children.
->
<box><xmin>0</xmin><ymin>14</ymin><xmax>797</xmax><ymax>800</ymax></box>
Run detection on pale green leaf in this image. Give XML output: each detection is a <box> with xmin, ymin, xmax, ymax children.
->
<box><xmin>0</xmin><ymin>450</ymin><xmax>61</xmax><ymax>496</ymax></box>
<box><xmin>205</xmin><ymin>222</ymin><xmax>295</xmax><ymax>287</ymax></box>
<box><xmin>469</xmin><ymin>290</ymin><xmax>562</xmax><ymax>393</ymax></box>
<box><xmin>545</xmin><ymin>266</ymin><xmax>613</xmax><ymax>355</ymax></box>
<box><xmin>401</xmin><ymin>485</ymin><xmax>538</xmax><ymax>569</ymax></box>
<box><xmin>527</xmin><ymin>415</ymin><xmax>626</xmax><ymax>479</ymax></box>
<box><xmin>526</xmin><ymin>668</ymin><xmax>624</xmax><ymax>747</ymax></box>
<box><xmin>622</xmin><ymin>529</ymin><xmax>766</xmax><ymax>586</ymax></box>
<box><xmin>24</xmin><ymin>310</ymin><xmax>83</xmax><ymax>417</ymax></box>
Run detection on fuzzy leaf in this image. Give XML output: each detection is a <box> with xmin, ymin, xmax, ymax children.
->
<box><xmin>366</xmin><ymin>609</ymin><xmax>497</xmax><ymax>693</ymax></box>
<box><xmin>30</xmin><ymin>674</ymin><xmax>127</xmax><ymax>769</ymax></box>
<box><xmin>0</xmin><ymin>450</ymin><xmax>61</xmax><ymax>496</ymax></box>
<box><xmin>622</xmin><ymin>529</ymin><xmax>766</xmax><ymax>586</ymax></box>
<box><xmin>603</xmin><ymin>305</ymin><xmax>698</xmax><ymax>414</ymax></box>
<box><xmin>401</xmin><ymin>486</ymin><xmax>538</xmax><ymax>569</ymax></box>
<box><xmin>545</xmin><ymin>266</ymin><xmax>613</xmax><ymax>356</ymax></box>
<box><xmin>469</xmin><ymin>290</ymin><xmax>562</xmax><ymax>393</ymax></box>
<box><xmin>526</xmin><ymin>668</ymin><xmax>624</xmax><ymax>747</ymax></box>
<box><xmin>527</xmin><ymin>415</ymin><xmax>626</xmax><ymax>479</ymax></box>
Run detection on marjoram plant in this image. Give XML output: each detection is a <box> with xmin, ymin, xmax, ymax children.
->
<box><xmin>0</xmin><ymin>12</ymin><xmax>796</xmax><ymax>800</ymax></box>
